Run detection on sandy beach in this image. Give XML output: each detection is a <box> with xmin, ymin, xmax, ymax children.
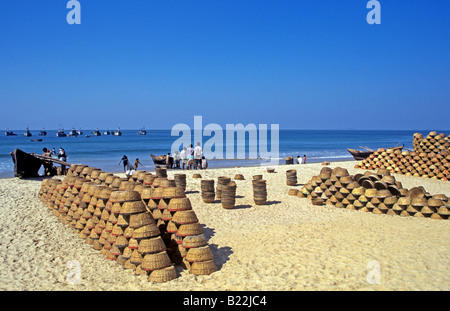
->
<box><xmin>0</xmin><ymin>160</ymin><xmax>449</xmax><ymax>291</ymax></box>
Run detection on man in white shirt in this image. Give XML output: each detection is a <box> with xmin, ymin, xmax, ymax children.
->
<box><xmin>194</xmin><ymin>142</ymin><xmax>203</xmax><ymax>169</ymax></box>
<box><xmin>180</xmin><ymin>147</ymin><xmax>187</xmax><ymax>170</ymax></box>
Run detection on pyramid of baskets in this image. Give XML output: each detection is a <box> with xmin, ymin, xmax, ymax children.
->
<box><xmin>38</xmin><ymin>164</ymin><xmax>218</xmax><ymax>282</ymax></box>
<box><xmin>413</xmin><ymin>131</ymin><xmax>450</xmax><ymax>154</ymax></box>
<box><xmin>354</xmin><ymin>147</ymin><xmax>450</xmax><ymax>181</ymax></box>
<box><xmin>294</xmin><ymin>166</ymin><xmax>449</xmax><ymax>220</ymax></box>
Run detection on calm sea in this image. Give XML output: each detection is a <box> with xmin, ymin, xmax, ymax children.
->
<box><xmin>1</xmin><ymin>129</ymin><xmax>446</xmax><ymax>178</ymax></box>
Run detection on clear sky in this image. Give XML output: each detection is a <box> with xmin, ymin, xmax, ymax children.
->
<box><xmin>0</xmin><ymin>1</ymin><xmax>449</xmax><ymax>130</ymax></box>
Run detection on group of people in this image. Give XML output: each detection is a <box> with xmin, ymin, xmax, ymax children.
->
<box><xmin>296</xmin><ymin>154</ymin><xmax>307</xmax><ymax>164</ymax></box>
<box><xmin>166</xmin><ymin>142</ymin><xmax>208</xmax><ymax>170</ymax></box>
<box><xmin>119</xmin><ymin>155</ymin><xmax>143</xmax><ymax>173</ymax></box>
<box><xmin>41</xmin><ymin>147</ymin><xmax>68</xmax><ymax>175</ymax></box>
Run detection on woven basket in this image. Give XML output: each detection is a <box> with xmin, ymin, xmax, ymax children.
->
<box><xmin>148</xmin><ymin>265</ymin><xmax>177</xmax><ymax>283</ymax></box>
<box><xmin>138</xmin><ymin>236</ymin><xmax>167</xmax><ymax>255</ymax></box>
<box><xmin>132</xmin><ymin>224</ymin><xmax>160</xmax><ymax>240</ymax></box>
<box><xmin>185</xmin><ymin>245</ymin><xmax>214</xmax><ymax>262</ymax></box>
<box><xmin>177</xmin><ymin>223</ymin><xmax>204</xmax><ymax>237</ymax></box>
<box><xmin>129</xmin><ymin>212</ymin><xmax>155</xmax><ymax>229</ymax></box>
<box><xmin>167</xmin><ymin>197</ymin><xmax>192</xmax><ymax>212</ymax></box>
<box><xmin>189</xmin><ymin>260</ymin><xmax>218</xmax><ymax>275</ymax></box>
<box><xmin>171</xmin><ymin>210</ymin><xmax>199</xmax><ymax>225</ymax></box>
<box><xmin>120</xmin><ymin>201</ymin><xmax>147</xmax><ymax>215</ymax></box>
<box><xmin>182</xmin><ymin>234</ymin><xmax>207</xmax><ymax>249</ymax></box>
<box><xmin>141</xmin><ymin>251</ymin><xmax>172</xmax><ymax>271</ymax></box>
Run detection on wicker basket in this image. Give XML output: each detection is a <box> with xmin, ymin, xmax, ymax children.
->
<box><xmin>148</xmin><ymin>265</ymin><xmax>177</xmax><ymax>283</ymax></box>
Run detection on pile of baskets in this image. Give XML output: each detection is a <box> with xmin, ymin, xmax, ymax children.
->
<box><xmin>354</xmin><ymin>148</ymin><xmax>450</xmax><ymax>181</ymax></box>
<box><xmin>38</xmin><ymin>164</ymin><xmax>218</xmax><ymax>282</ymax></box>
<box><xmin>252</xmin><ymin>179</ymin><xmax>267</xmax><ymax>205</ymax></box>
<box><xmin>200</xmin><ymin>180</ymin><xmax>215</xmax><ymax>203</ymax></box>
<box><xmin>220</xmin><ymin>181</ymin><xmax>237</xmax><ymax>209</ymax></box>
<box><xmin>295</xmin><ymin>166</ymin><xmax>449</xmax><ymax>220</ymax></box>
<box><xmin>286</xmin><ymin>170</ymin><xmax>297</xmax><ymax>186</ymax></box>
<box><xmin>413</xmin><ymin>131</ymin><xmax>450</xmax><ymax>154</ymax></box>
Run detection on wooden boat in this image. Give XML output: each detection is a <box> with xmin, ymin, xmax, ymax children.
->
<box><xmin>150</xmin><ymin>153</ymin><xmax>172</xmax><ymax>166</ymax></box>
<box><xmin>23</xmin><ymin>127</ymin><xmax>32</xmax><ymax>137</ymax></box>
<box><xmin>10</xmin><ymin>148</ymin><xmax>70</xmax><ymax>178</ymax></box>
<box><xmin>5</xmin><ymin>130</ymin><xmax>17</xmax><ymax>136</ymax></box>
<box><xmin>137</xmin><ymin>127</ymin><xmax>147</xmax><ymax>135</ymax></box>
<box><xmin>347</xmin><ymin>144</ymin><xmax>404</xmax><ymax>160</ymax></box>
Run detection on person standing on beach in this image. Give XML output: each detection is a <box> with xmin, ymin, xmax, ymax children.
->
<box><xmin>194</xmin><ymin>142</ymin><xmax>203</xmax><ymax>169</ymax></box>
<box><xmin>119</xmin><ymin>155</ymin><xmax>129</xmax><ymax>172</ymax></box>
<box><xmin>201</xmin><ymin>156</ymin><xmax>208</xmax><ymax>169</ymax></box>
<box><xmin>173</xmin><ymin>151</ymin><xmax>180</xmax><ymax>169</ymax></box>
<box><xmin>303</xmin><ymin>155</ymin><xmax>306</xmax><ymax>164</ymax></box>
<box><xmin>58</xmin><ymin>147</ymin><xmax>67</xmax><ymax>162</ymax></box>
<box><xmin>165</xmin><ymin>153</ymin><xmax>171</xmax><ymax>169</ymax></box>
<box><xmin>297</xmin><ymin>155</ymin><xmax>303</xmax><ymax>164</ymax></box>
<box><xmin>180</xmin><ymin>147</ymin><xmax>187</xmax><ymax>170</ymax></box>
<box><xmin>134</xmin><ymin>158</ymin><xmax>143</xmax><ymax>170</ymax></box>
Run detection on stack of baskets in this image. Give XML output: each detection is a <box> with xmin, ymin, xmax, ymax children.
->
<box><xmin>216</xmin><ymin>177</ymin><xmax>231</xmax><ymax>200</ymax></box>
<box><xmin>286</xmin><ymin>170</ymin><xmax>297</xmax><ymax>186</ymax></box>
<box><xmin>296</xmin><ymin>166</ymin><xmax>449</xmax><ymax>220</ymax></box>
<box><xmin>355</xmin><ymin>131</ymin><xmax>450</xmax><ymax>181</ymax></box>
<box><xmin>155</xmin><ymin>167</ymin><xmax>168</xmax><ymax>178</ymax></box>
<box><xmin>174</xmin><ymin>174</ymin><xmax>187</xmax><ymax>192</ymax></box>
<box><xmin>221</xmin><ymin>181</ymin><xmax>237</xmax><ymax>209</ymax></box>
<box><xmin>252</xmin><ymin>179</ymin><xmax>267</xmax><ymax>205</ymax></box>
<box><xmin>200</xmin><ymin>179</ymin><xmax>215</xmax><ymax>203</ymax></box>
<box><xmin>355</xmin><ymin>148</ymin><xmax>450</xmax><ymax>181</ymax></box>
<box><xmin>37</xmin><ymin>163</ymin><xmax>219</xmax><ymax>281</ymax></box>
<box><xmin>413</xmin><ymin>131</ymin><xmax>450</xmax><ymax>154</ymax></box>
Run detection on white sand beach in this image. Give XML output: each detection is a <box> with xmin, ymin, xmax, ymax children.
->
<box><xmin>0</xmin><ymin>161</ymin><xmax>449</xmax><ymax>291</ymax></box>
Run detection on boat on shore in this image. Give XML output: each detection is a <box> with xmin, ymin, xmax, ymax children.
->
<box><xmin>10</xmin><ymin>148</ymin><xmax>70</xmax><ymax>178</ymax></box>
<box><xmin>150</xmin><ymin>153</ymin><xmax>172</xmax><ymax>166</ymax></box>
<box><xmin>347</xmin><ymin>144</ymin><xmax>404</xmax><ymax>160</ymax></box>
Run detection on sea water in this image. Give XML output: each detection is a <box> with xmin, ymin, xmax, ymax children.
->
<box><xmin>0</xmin><ymin>129</ymin><xmax>444</xmax><ymax>178</ymax></box>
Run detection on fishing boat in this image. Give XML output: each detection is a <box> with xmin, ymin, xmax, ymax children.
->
<box><xmin>347</xmin><ymin>144</ymin><xmax>404</xmax><ymax>161</ymax></box>
<box><xmin>31</xmin><ymin>139</ymin><xmax>43</xmax><ymax>142</ymax></box>
<box><xmin>39</xmin><ymin>128</ymin><xmax>47</xmax><ymax>136</ymax></box>
<box><xmin>23</xmin><ymin>127</ymin><xmax>32</xmax><ymax>137</ymax></box>
<box><xmin>5</xmin><ymin>130</ymin><xmax>17</xmax><ymax>136</ymax></box>
<box><xmin>92</xmin><ymin>129</ymin><xmax>101</xmax><ymax>136</ymax></box>
<box><xmin>77</xmin><ymin>128</ymin><xmax>83</xmax><ymax>135</ymax></box>
<box><xmin>150</xmin><ymin>153</ymin><xmax>171</xmax><ymax>165</ymax></box>
<box><xmin>68</xmin><ymin>128</ymin><xmax>78</xmax><ymax>137</ymax></box>
<box><xmin>137</xmin><ymin>127</ymin><xmax>147</xmax><ymax>135</ymax></box>
<box><xmin>56</xmin><ymin>128</ymin><xmax>67</xmax><ymax>137</ymax></box>
<box><xmin>113</xmin><ymin>126</ymin><xmax>122</xmax><ymax>136</ymax></box>
<box><xmin>103</xmin><ymin>130</ymin><xmax>111</xmax><ymax>135</ymax></box>
<box><xmin>10</xmin><ymin>148</ymin><xmax>70</xmax><ymax>178</ymax></box>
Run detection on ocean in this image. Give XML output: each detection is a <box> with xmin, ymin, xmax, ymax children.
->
<box><xmin>1</xmin><ymin>129</ymin><xmax>445</xmax><ymax>178</ymax></box>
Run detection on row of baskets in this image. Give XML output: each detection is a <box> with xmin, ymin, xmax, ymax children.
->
<box><xmin>291</xmin><ymin>166</ymin><xmax>449</xmax><ymax>220</ymax></box>
<box><xmin>38</xmin><ymin>164</ymin><xmax>217</xmax><ymax>283</ymax></box>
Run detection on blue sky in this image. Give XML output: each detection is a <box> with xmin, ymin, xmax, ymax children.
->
<box><xmin>0</xmin><ymin>1</ymin><xmax>449</xmax><ymax>130</ymax></box>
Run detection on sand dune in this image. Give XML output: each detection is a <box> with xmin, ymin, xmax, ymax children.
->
<box><xmin>1</xmin><ymin>161</ymin><xmax>449</xmax><ymax>291</ymax></box>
